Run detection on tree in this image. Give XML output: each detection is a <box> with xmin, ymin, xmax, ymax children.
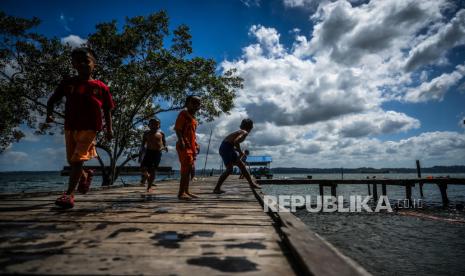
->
<box><xmin>0</xmin><ymin>12</ymin><xmax>72</xmax><ymax>150</ymax></box>
<box><xmin>0</xmin><ymin>11</ymin><xmax>243</xmax><ymax>185</ymax></box>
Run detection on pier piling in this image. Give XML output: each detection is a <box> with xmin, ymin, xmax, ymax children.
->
<box><xmin>416</xmin><ymin>160</ymin><xmax>424</xmax><ymax>197</ymax></box>
<box><xmin>438</xmin><ymin>183</ymin><xmax>449</xmax><ymax>208</ymax></box>
<box><xmin>372</xmin><ymin>183</ymin><xmax>378</xmax><ymax>202</ymax></box>
<box><xmin>331</xmin><ymin>184</ymin><xmax>337</xmax><ymax>197</ymax></box>
<box><xmin>405</xmin><ymin>183</ymin><xmax>413</xmax><ymax>207</ymax></box>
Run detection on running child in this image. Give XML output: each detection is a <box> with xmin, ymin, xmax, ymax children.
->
<box><xmin>175</xmin><ymin>95</ymin><xmax>201</xmax><ymax>200</ymax></box>
<box><xmin>139</xmin><ymin>118</ymin><xmax>168</xmax><ymax>192</ymax></box>
<box><xmin>46</xmin><ymin>47</ymin><xmax>114</xmax><ymax>209</ymax></box>
<box><xmin>213</xmin><ymin>119</ymin><xmax>261</xmax><ymax>194</ymax></box>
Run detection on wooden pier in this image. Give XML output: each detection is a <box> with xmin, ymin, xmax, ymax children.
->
<box><xmin>257</xmin><ymin>178</ymin><xmax>465</xmax><ymax>207</ymax></box>
<box><xmin>0</xmin><ymin>177</ymin><xmax>369</xmax><ymax>275</ymax></box>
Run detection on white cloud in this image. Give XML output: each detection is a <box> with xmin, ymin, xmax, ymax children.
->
<box><xmin>331</xmin><ymin>110</ymin><xmax>420</xmax><ymax>138</ymax></box>
<box><xmin>215</xmin><ymin>0</ymin><xmax>465</xmax><ymax>167</ymax></box>
<box><xmin>0</xmin><ymin>149</ymin><xmax>30</xmax><ymax>171</ymax></box>
<box><xmin>284</xmin><ymin>0</ymin><xmax>367</xmax><ymax>9</ymax></box>
<box><xmin>404</xmin><ymin>9</ymin><xmax>465</xmax><ymax>72</ymax></box>
<box><xmin>61</xmin><ymin>35</ymin><xmax>87</xmax><ymax>48</ymax></box>
<box><xmin>0</xmin><ymin>150</ymin><xmax>28</xmax><ymax>164</ymax></box>
<box><xmin>404</xmin><ymin>64</ymin><xmax>465</xmax><ymax>102</ymax></box>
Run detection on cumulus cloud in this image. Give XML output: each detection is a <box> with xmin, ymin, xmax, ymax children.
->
<box><xmin>61</xmin><ymin>35</ymin><xmax>87</xmax><ymax>48</ymax></box>
<box><xmin>284</xmin><ymin>0</ymin><xmax>367</xmax><ymax>9</ymax></box>
<box><xmin>404</xmin><ymin>9</ymin><xmax>465</xmax><ymax>72</ymax></box>
<box><xmin>308</xmin><ymin>0</ymin><xmax>445</xmax><ymax>65</ymax></box>
<box><xmin>0</xmin><ymin>150</ymin><xmax>28</xmax><ymax>164</ymax></box>
<box><xmin>404</xmin><ymin>64</ymin><xmax>465</xmax><ymax>102</ymax></box>
<box><xmin>214</xmin><ymin>0</ymin><xmax>465</xmax><ymax>167</ymax></box>
<box><xmin>331</xmin><ymin>111</ymin><xmax>420</xmax><ymax>138</ymax></box>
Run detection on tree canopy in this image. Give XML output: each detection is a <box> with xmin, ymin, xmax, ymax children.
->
<box><xmin>0</xmin><ymin>11</ymin><xmax>243</xmax><ymax>184</ymax></box>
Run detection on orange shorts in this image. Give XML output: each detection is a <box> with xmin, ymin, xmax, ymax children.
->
<box><xmin>65</xmin><ymin>130</ymin><xmax>97</xmax><ymax>164</ymax></box>
<box><xmin>176</xmin><ymin>144</ymin><xmax>196</xmax><ymax>174</ymax></box>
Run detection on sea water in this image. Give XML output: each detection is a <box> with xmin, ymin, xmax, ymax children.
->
<box><xmin>0</xmin><ymin>171</ymin><xmax>177</xmax><ymax>193</ymax></box>
<box><xmin>264</xmin><ymin>173</ymin><xmax>465</xmax><ymax>276</ymax></box>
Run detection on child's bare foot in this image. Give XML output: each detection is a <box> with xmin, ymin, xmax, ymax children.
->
<box><xmin>213</xmin><ymin>189</ymin><xmax>226</xmax><ymax>194</ymax></box>
<box><xmin>186</xmin><ymin>192</ymin><xmax>199</xmax><ymax>198</ymax></box>
<box><xmin>250</xmin><ymin>182</ymin><xmax>262</xmax><ymax>189</ymax></box>
<box><xmin>146</xmin><ymin>188</ymin><xmax>155</xmax><ymax>193</ymax></box>
<box><xmin>178</xmin><ymin>193</ymin><xmax>191</xmax><ymax>200</ymax></box>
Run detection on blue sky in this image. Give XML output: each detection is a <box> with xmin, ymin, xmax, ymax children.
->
<box><xmin>1</xmin><ymin>0</ymin><xmax>465</xmax><ymax>171</ymax></box>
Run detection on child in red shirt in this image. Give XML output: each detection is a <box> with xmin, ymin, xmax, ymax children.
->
<box><xmin>175</xmin><ymin>96</ymin><xmax>201</xmax><ymax>200</ymax></box>
<box><xmin>46</xmin><ymin>47</ymin><xmax>114</xmax><ymax>209</ymax></box>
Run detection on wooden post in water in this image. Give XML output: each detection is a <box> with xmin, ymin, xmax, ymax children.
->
<box><xmin>372</xmin><ymin>183</ymin><xmax>378</xmax><ymax>202</ymax></box>
<box><xmin>382</xmin><ymin>184</ymin><xmax>387</xmax><ymax>196</ymax></box>
<box><xmin>438</xmin><ymin>183</ymin><xmax>449</xmax><ymax>208</ymax></box>
<box><xmin>405</xmin><ymin>183</ymin><xmax>412</xmax><ymax>207</ymax></box>
<box><xmin>367</xmin><ymin>183</ymin><xmax>371</xmax><ymax>196</ymax></box>
<box><xmin>319</xmin><ymin>184</ymin><xmax>324</xmax><ymax>197</ymax></box>
<box><xmin>416</xmin><ymin>160</ymin><xmax>424</xmax><ymax>197</ymax></box>
<box><xmin>331</xmin><ymin>183</ymin><xmax>337</xmax><ymax>197</ymax></box>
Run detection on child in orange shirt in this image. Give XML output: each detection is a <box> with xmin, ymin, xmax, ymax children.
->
<box><xmin>175</xmin><ymin>96</ymin><xmax>201</xmax><ymax>200</ymax></box>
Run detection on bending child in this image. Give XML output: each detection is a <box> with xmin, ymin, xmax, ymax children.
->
<box><xmin>213</xmin><ymin>119</ymin><xmax>261</xmax><ymax>194</ymax></box>
<box><xmin>175</xmin><ymin>96</ymin><xmax>201</xmax><ymax>200</ymax></box>
<box><xmin>46</xmin><ymin>47</ymin><xmax>114</xmax><ymax>209</ymax></box>
<box><xmin>139</xmin><ymin>118</ymin><xmax>167</xmax><ymax>193</ymax></box>
<box><xmin>239</xmin><ymin>149</ymin><xmax>250</xmax><ymax>179</ymax></box>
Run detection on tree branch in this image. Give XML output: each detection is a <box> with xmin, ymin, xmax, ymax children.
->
<box><xmin>131</xmin><ymin>105</ymin><xmax>183</xmax><ymax>128</ymax></box>
<box><xmin>119</xmin><ymin>153</ymin><xmax>139</xmax><ymax>168</ymax></box>
<box><xmin>96</xmin><ymin>142</ymin><xmax>112</xmax><ymax>159</ymax></box>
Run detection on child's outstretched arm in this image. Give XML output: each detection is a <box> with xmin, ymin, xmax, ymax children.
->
<box><xmin>162</xmin><ymin>132</ymin><xmax>168</xmax><ymax>152</ymax></box>
<box><xmin>175</xmin><ymin>129</ymin><xmax>186</xmax><ymax>149</ymax></box>
<box><xmin>45</xmin><ymin>92</ymin><xmax>63</xmax><ymax>123</ymax></box>
<box><xmin>174</xmin><ymin>112</ymin><xmax>187</xmax><ymax>149</ymax></box>
<box><xmin>233</xmin><ymin>131</ymin><xmax>248</xmax><ymax>157</ymax></box>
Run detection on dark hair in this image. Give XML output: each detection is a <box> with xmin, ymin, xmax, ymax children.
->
<box><xmin>240</xmin><ymin>118</ymin><xmax>253</xmax><ymax>130</ymax></box>
<box><xmin>149</xmin><ymin>118</ymin><xmax>160</xmax><ymax>124</ymax></box>
<box><xmin>244</xmin><ymin>149</ymin><xmax>250</xmax><ymax>155</ymax></box>
<box><xmin>185</xmin><ymin>95</ymin><xmax>201</xmax><ymax>107</ymax></box>
<box><xmin>71</xmin><ymin>47</ymin><xmax>97</xmax><ymax>61</ymax></box>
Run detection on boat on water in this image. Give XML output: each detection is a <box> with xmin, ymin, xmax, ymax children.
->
<box><xmin>246</xmin><ymin>155</ymin><xmax>273</xmax><ymax>179</ymax></box>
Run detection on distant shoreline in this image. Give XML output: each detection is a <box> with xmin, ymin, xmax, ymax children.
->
<box><xmin>1</xmin><ymin>165</ymin><xmax>465</xmax><ymax>174</ymax></box>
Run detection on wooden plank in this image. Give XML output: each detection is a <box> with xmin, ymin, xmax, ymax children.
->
<box><xmin>0</xmin><ymin>177</ymin><xmax>297</xmax><ymax>275</ymax></box>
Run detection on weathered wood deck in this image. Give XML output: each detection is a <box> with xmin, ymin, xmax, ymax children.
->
<box><xmin>0</xmin><ymin>177</ymin><xmax>369</xmax><ymax>275</ymax></box>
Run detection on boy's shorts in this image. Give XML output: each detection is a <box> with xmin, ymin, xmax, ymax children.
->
<box><xmin>141</xmin><ymin>149</ymin><xmax>162</xmax><ymax>169</ymax></box>
<box><xmin>219</xmin><ymin>141</ymin><xmax>239</xmax><ymax>166</ymax></box>
<box><xmin>65</xmin><ymin>130</ymin><xmax>97</xmax><ymax>164</ymax></box>
<box><xmin>176</xmin><ymin>144</ymin><xmax>195</xmax><ymax>174</ymax></box>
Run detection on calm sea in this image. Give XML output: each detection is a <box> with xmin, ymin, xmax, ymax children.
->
<box><xmin>0</xmin><ymin>171</ymin><xmax>176</xmax><ymax>194</ymax></box>
<box><xmin>264</xmin><ymin>173</ymin><xmax>465</xmax><ymax>276</ymax></box>
<box><xmin>1</xmin><ymin>172</ymin><xmax>464</xmax><ymax>275</ymax></box>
